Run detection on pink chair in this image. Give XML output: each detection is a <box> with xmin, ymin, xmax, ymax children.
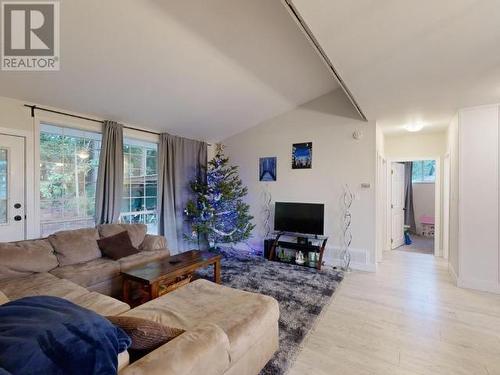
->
<box><xmin>419</xmin><ymin>215</ymin><xmax>435</xmax><ymax>237</ymax></box>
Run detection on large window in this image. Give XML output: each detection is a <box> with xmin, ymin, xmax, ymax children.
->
<box><xmin>39</xmin><ymin>124</ymin><xmax>101</xmax><ymax>236</ymax></box>
<box><xmin>412</xmin><ymin>160</ymin><xmax>436</xmax><ymax>183</ymax></box>
<box><xmin>121</xmin><ymin>139</ymin><xmax>158</xmax><ymax>234</ymax></box>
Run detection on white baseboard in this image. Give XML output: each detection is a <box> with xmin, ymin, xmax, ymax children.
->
<box><xmin>448</xmin><ymin>263</ymin><xmax>458</xmax><ymax>285</ymax></box>
<box><xmin>324</xmin><ymin>258</ymin><xmax>377</xmax><ymax>272</ymax></box>
<box><xmin>457</xmin><ymin>277</ymin><xmax>500</xmax><ymax>294</ymax></box>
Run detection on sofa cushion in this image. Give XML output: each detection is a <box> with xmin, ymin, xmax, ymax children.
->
<box><xmin>118</xmin><ymin>249</ymin><xmax>170</xmax><ymax>271</ymax></box>
<box><xmin>0</xmin><ymin>272</ymin><xmax>89</xmax><ymax>301</ymax></box>
<box><xmin>119</xmin><ymin>324</ymin><xmax>230</xmax><ymax>375</ymax></box>
<box><xmin>50</xmin><ymin>257</ymin><xmax>121</xmax><ymax>287</ymax></box>
<box><xmin>98</xmin><ymin>231</ymin><xmax>139</xmax><ymax>260</ymax></box>
<box><xmin>140</xmin><ymin>234</ymin><xmax>168</xmax><ymax>252</ymax></box>
<box><xmin>72</xmin><ymin>292</ymin><xmax>130</xmax><ymax>316</ymax></box>
<box><xmin>118</xmin><ymin>351</ymin><xmax>129</xmax><ymax>373</ymax></box>
<box><xmin>98</xmin><ymin>224</ymin><xmax>147</xmax><ymax>249</ymax></box>
<box><xmin>0</xmin><ymin>239</ymin><xmax>59</xmax><ymax>280</ymax></box>
<box><xmin>0</xmin><ymin>291</ymin><xmax>9</xmax><ymax>305</ymax></box>
<box><xmin>0</xmin><ymin>272</ymin><xmax>129</xmax><ymax>316</ymax></box>
<box><xmin>122</xmin><ymin>279</ymin><xmax>280</xmax><ymax>364</ymax></box>
<box><xmin>49</xmin><ymin>228</ymin><xmax>101</xmax><ymax>266</ymax></box>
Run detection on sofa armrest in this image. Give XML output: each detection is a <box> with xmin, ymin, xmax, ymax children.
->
<box><xmin>119</xmin><ymin>324</ymin><xmax>230</xmax><ymax>375</ymax></box>
<box><xmin>140</xmin><ymin>234</ymin><xmax>168</xmax><ymax>253</ymax></box>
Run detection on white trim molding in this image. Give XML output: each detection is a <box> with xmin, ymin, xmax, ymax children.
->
<box><xmin>386</xmin><ymin>156</ymin><xmax>442</xmax><ymax>257</ymax></box>
<box><xmin>448</xmin><ymin>263</ymin><xmax>458</xmax><ymax>285</ymax></box>
<box><xmin>0</xmin><ymin>126</ymin><xmax>36</xmax><ymax>239</ymax></box>
<box><xmin>457</xmin><ymin>277</ymin><xmax>500</xmax><ymax>294</ymax></box>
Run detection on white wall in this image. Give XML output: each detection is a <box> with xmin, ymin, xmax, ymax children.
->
<box><xmin>385</xmin><ymin>132</ymin><xmax>447</xmax><ymax>158</ymax></box>
<box><xmin>457</xmin><ymin>104</ymin><xmax>500</xmax><ymax>294</ymax></box>
<box><xmin>223</xmin><ymin>90</ymin><xmax>377</xmax><ymax>271</ymax></box>
<box><xmin>0</xmin><ymin>97</ymin><xmax>33</xmax><ymax>131</ymax></box>
<box><xmin>413</xmin><ymin>182</ymin><xmax>435</xmax><ymax>234</ymax></box>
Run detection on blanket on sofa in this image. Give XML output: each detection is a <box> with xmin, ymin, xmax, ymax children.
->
<box><xmin>0</xmin><ymin>296</ymin><xmax>131</xmax><ymax>375</ymax></box>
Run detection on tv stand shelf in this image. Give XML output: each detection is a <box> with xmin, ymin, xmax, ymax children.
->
<box><xmin>268</xmin><ymin>232</ymin><xmax>328</xmax><ymax>270</ymax></box>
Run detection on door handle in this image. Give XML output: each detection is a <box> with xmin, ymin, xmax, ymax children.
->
<box><xmin>14</xmin><ymin>203</ymin><xmax>21</xmax><ymax>209</ymax></box>
<box><xmin>14</xmin><ymin>215</ymin><xmax>22</xmax><ymax>221</ymax></box>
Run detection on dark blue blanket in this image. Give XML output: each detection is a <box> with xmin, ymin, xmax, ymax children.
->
<box><xmin>0</xmin><ymin>296</ymin><xmax>131</xmax><ymax>375</ymax></box>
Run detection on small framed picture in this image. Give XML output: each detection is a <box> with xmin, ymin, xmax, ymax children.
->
<box><xmin>259</xmin><ymin>157</ymin><xmax>277</xmax><ymax>181</ymax></box>
<box><xmin>292</xmin><ymin>142</ymin><xmax>312</xmax><ymax>169</ymax></box>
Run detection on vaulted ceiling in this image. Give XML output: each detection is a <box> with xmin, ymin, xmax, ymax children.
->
<box><xmin>2</xmin><ymin>1</ymin><xmax>499</xmax><ymax>138</ymax></box>
<box><xmin>291</xmin><ymin>0</ymin><xmax>500</xmax><ymax>134</ymax></box>
<box><xmin>0</xmin><ymin>0</ymin><xmax>337</xmax><ymax>141</ymax></box>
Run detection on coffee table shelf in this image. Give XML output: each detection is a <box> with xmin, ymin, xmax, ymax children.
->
<box><xmin>121</xmin><ymin>250</ymin><xmax>221</xmax><ymax>306</ymax></box>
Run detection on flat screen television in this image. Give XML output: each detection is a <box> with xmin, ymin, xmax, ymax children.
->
<box><xmin>274</xmin><ymin>202</ymin><xmax>324</xmax><ymax>235</ymax></box>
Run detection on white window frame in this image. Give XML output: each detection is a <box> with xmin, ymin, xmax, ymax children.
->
<box><xmin>412</xmin><ymin>160</ymin><xmax>436</xmax><ymax>184</ymax></box>
<box><xmin>34</xmin><ymin>113</ymin><xmax>159</xmax><ymax>238</ymax></box>
<box><xmin>121</xmin><ymin>137</ymin><xmax>159</xmax><ymax>234</ymax></box>
<box><xmin>38</xmin><ymin>123</ymin><xmax>102</xmax><ymax>236</ymax></box>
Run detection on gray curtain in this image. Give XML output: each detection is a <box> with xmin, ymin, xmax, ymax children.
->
<box><xmin>158</xmin><ymin>133</ymin><xmax>207</xmax><ymax>254</ymax></box>
<box><xmin>404</xmin><ymin>162</ymin><xmax>416</xmax><ymax>233</ymax></box>
<box><xmin>95</xmin><ymin>121</ymin><xmax>123</xmax><ymax>224</ymax></box>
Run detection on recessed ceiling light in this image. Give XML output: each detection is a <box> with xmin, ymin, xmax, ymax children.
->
<box><xmin>405</xmin><ymin>123</ymin><xmax>424</xmax><ymax>132</ymax></box>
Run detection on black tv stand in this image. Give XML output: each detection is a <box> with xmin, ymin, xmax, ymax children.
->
<box><xmin>268</xmin><ymin>232</ymin><xmax>328</xmax><ymax>270</ymax></box>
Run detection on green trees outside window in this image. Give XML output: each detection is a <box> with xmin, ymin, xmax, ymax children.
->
<box><xmin>412</xmin><ymin>160</ymin><xmax>436</xmax><ymax>183</ymax></box>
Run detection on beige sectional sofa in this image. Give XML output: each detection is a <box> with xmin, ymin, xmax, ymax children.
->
<box><xmin>0</xmin><ymin>224</ymin><xmax>279</xmax><ymax>375</ymax></box>
<box><xmin>0</xmin><ymin>223</ymin><xmax>169</xmax><ymax>301</ymax></box>
<box><xmin>121</xmin><ymin>279</ymin><xmax>279</xmax><ymax>375</ymax></box>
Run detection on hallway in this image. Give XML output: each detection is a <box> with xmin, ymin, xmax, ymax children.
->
<box><xmin>398</xmin><ymin>235</ymin><xmax>434</xmax><ymax>255</ymax></box>
<box><xmin>289</xmin><ymin>251</ymin><xmax>500</xmax><ymax>375</ymax></box>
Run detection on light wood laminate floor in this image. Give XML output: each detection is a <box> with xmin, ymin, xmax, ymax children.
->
<box><xmin>288</xmin><ymin>250</ymin><xmax>500</xmax><ymax>375</ymax></box>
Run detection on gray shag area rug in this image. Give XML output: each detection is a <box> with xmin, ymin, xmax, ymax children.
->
<box><xmin>198</xmin><ymin>249</ymin><xmax>344</xmax><ymax>375</ymax></box>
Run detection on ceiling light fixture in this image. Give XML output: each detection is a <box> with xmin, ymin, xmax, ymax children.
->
<box><xmin>405</xmin><ymin>122</ymin><xmax>424</xmax><ymax>132</ymax></box>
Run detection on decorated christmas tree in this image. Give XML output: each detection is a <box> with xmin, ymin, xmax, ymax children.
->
<box><xmin>185</xmin><ymin>144</ymin><xmax>254</xmax><ymax>249</ymax></box>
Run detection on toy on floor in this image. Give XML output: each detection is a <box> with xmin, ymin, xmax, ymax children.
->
<box><xmin>404</xmin><ymin>225</ymin><xmax>412</xmax><ymax>245</ymax></box>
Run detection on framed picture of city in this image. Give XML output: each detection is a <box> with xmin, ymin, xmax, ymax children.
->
<box><xmin>292</xmin><ymin>142</ymin><xmax>312</xmax><ymax>169</ymax></box>
<box><xmin>259</xmin><ymin>157</ymin><xmax>277</xmax><ymax>181</ymax></box>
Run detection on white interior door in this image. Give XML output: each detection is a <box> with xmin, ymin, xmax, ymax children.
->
<box><xmin>391</xmin><ymin>162</ymin><xmax>405</xmax><ymax>249</ymax></box>
<box><xmin>0</xmin><ymin>134</ymin><xmax>25</xmax><ymax>241</ymax></box>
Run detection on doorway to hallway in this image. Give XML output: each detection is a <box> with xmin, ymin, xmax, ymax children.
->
<box><xmin>390</xmin><ymin>159</ymin><xmax>437</xmax><ymax>255</ymax></box>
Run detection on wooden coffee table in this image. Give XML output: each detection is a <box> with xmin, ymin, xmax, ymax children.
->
<box><xmin>121</xmin><ymin>250</ymin><xmax>221</xmax><ymax>306</ymax></box>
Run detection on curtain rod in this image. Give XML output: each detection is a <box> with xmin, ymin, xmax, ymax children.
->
<box><xmin>24</xmin><ymin>104</ymin><xmax>212</xmax><ymax>145</ymax></box>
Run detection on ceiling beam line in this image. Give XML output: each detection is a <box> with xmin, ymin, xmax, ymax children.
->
<box><xmin>282</xmin><ymin>0</ymin><xmax>368</xmax><ymax>122</ymax></box>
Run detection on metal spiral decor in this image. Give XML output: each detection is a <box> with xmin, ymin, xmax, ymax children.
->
<box><xmin>261</xmin><ymin>184</ymin><xmax>272</xmax><ymax>239</ymax></box>
<box><xmin>339</xmin><ymin>184</ymin><xmax>354</xmax><ymax>272</ymax></box>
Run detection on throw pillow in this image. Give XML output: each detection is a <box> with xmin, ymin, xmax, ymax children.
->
<box><xmin>97</xmin><ymin>224</ymin><xmax>147</xmax><ymax>249</ymax></box>
<box><xmin>49</xmin><ymin>228</ymin><xmax>101</xmax><ymax>266</ymax></box>
<box><xmin>97</xmin><ymin>231</ymin><xmax>139</xmax><ymax>260</ymax></box>
<box><xmin>106</xmin><ymin>316</ymin><xmax>184</xmax><ymax>352</ymax></box>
